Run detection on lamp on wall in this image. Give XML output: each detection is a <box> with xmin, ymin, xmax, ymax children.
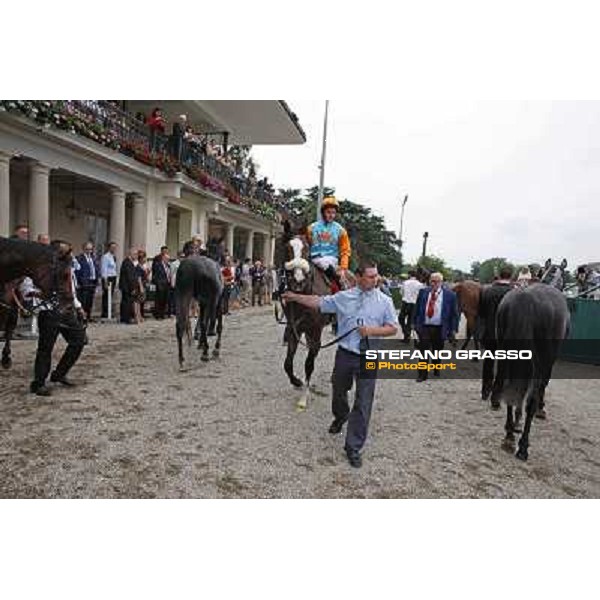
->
<box><xmin>65</xmin><ymin>175</ymin><xmax>80</xmax><ymax>221</ymax></box>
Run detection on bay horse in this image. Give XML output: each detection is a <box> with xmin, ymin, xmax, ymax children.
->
<box><xmin>0</xmin><ymin>237</ymin><xmax>74</xmax><ymax>368</ymax></box>
<box><xmin>276</xmin><ymin>220</ymin><xmax>331</xmax><ymax>410</ymax></box>
<box><xmin>175</xmin><ymin>254</ymin><xmax>224</xmax><ymax>369</ymax></box>
<box><xmin>491</xmin><ymin>258</ymin><xmax>570</xmax><ymax>461</ymax></box>
<box><xmin>453</xmin><ymin>280</ymin><xmax>481</xmax><ymax>351</ymax></box>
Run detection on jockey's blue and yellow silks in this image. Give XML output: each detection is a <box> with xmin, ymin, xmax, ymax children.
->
<box><xmin>307</xmin><ymin>220</ymin><xmax>351</xmax><ymax>270</ymax></box>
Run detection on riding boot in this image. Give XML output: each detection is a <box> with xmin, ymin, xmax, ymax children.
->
<box><xmin>324</xmin><ymin>265</ymin><xmax>341</xmax><ymax>292</ymax></box>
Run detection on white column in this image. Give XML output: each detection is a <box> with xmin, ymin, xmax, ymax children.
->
<box><xmin>197</xmin><ymin>209</ymin><xmax>208</xmax><ymax>242</ymax></box>
<box><xmin>261</xmin><ymin>234</ymin><xmax>271</xmax><ymax>265</ymax></box>
<box><xmin>110</xmin><ymin>189</ymin><xmax>126</xmax><ymax>263</ymax></box>
<box><xmin>245</xmin><ymin>229</ymin><xmax>254</xmax><ymax>261</ymax></box>
<box><xmin>0</xmin><ymin>152</ymin><xmax>10</xmax><ymax>238</ymax></box>
<box><xmin>131</xmin><ymin>195</ymin><xmax>146</xmax><ymax>250</ymax></box>
<box><xmin>29</xmin><ymin>162</ymin><xmax>51</xmax><ymax>239</ymax></box>
<box><xmin>226</xmin><ymin>223</ymin><xmax>235</xmax><ymax>256</ymax></box>
<box><xmin>270</xmin><ymin>236</ymin><xmax>276</xmax><ymax>266</ymax></box>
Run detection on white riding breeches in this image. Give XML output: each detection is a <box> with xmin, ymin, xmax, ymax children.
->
<box><xmin>312</xmin><ymin>256</ymin><xmax>338</xmax><ymax>270</ymax></box>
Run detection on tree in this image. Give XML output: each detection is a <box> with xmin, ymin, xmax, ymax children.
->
<box><xmin>416</xmin><ymin>255</ymin><xmax>453</xmax><ymax>281</ymax></box>
<box><xmin>470</xmin><ymin>261</ymin><xmax>481</xmax><ymax>280</ymax></box>
<box><xmin>477</xmin><ymin>257</ymin><xmax>515</xmax><ymax>283</ymax></box>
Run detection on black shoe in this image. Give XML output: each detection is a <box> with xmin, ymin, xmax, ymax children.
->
<box><xmin>328</xmin><ymin>418</ymin><xmax>347</xmax><ymax>434</ymax></box>
<box><xmin>50</xmin><ymin>373</ymin><xmax>76</xmax><ymax>387</ymax></box>
<box><xmin>30</xmin><ymin>384</ymin><xmax>52</xmax><ymax>396</ymax></box>
<box><xmin>416</xmin><ymin>375</ymin><xmax>427</xmax><ymax>383</ymax></box>
<box><xmin>346</xmin><ymin>450</ymin><xmax>362</xmax><ymax>469</ymax></box>
<box><xmin>433</xmin><ymin>370</ymin><xmax>440</xmax><ymax>378</ymax></box>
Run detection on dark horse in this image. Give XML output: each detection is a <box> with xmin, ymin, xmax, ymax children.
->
<box><xmin>0</xmin><ymin>237</ymin><xmax>74</xmax><ymax>368</ymax></box>
<box><xmin>491</xmin><ymin>258</ymin><xmax>570</xmax><ymax>461</ymax></box>
<box><xmin>175</xmin><ymin>254</ymin><xmax>224</xmax><ymax>369</ymax></box>
<box><xmin>276</xmin><ymin>221</ymin><xmax>331</xmax><ymax>410</ymax></box>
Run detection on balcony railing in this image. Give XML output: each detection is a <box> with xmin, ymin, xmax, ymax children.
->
<box><xmin>0</xmin><ymin>100</ymin><xmax>284</xmax><ymax>222</ymax></box>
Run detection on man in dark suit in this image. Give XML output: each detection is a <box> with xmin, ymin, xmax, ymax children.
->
<box><xmin>478</xmin><ymin>266</ymin><xmax>514</xmax><ymax>401</ymax></box>
<box><xmin>152</xmin><ymin>246</ymin><xmax>171</xmax><ymax>319</ymax></box>
<box><xmin>76</xmin><ymin>242</ymin><xmax>99</xmax><ymax>321</ymax></box>
<box><xmin>414</xmin><ymin>272</ymin><xmax>459</xmax><ymax>382</ymax></box>
<box><xmin>119</xmin><ymin>247</ymin><xmax>138</xmax><ymax>324</ymax></box>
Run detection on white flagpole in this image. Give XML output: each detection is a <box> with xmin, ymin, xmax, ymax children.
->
<box><xmin>317</xmin><ymin>100</ymin><xmax>330</xmax><ymax>215</ymax></box>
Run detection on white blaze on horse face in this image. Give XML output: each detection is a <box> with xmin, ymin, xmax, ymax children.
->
<box><xmin>286</xmin><ymin>237</ymin><xmax>309</xmax><ymax>283</ymax></box>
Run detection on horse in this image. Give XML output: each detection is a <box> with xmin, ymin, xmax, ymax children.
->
<box><xmin>0</xmin><ymin>237</ymin><xmax>75</xmax><ymax>368</ymax></box>
<box><xmin>490</xmin><ymin>258</ymin><xmax>570</xmax><ymax>461</ymax></box>
<box><xmin>452</xmin><ymin>280</ymin><xmax>481</xmax><ymax>351</ymax></box>
<box><xmin>276</xmin><ymin>220</ymin><xmax>331</xmax><ymax>410</ymax></box>
<box><xmin>175</xmin><ymin>254</ymin><xmax>224</xmax><ymax>369</ymax></box>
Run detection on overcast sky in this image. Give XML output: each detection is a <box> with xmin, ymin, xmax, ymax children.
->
<box><xmin>252</xmin><ymin>100</ymin><xmax>600</xmax><ymax>272</ymax></box>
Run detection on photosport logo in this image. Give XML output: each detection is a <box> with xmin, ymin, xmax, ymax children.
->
<box><xmin>359</xmin><ymin>339</ymin><xmax>600</xmax><ymax>380</ymax></box>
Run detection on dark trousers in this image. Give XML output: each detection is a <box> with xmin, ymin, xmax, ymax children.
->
<box><xmin>223</xmin><ymin>285</ymin><xmax>232</xmax><ymax>314</ymax></box>
<box><xmin>154</xmin><ymin>286</ymin><xmax>169</xmax><ymax>319</ymax></box>
<box><xmin>332</xmin><ymin>347</ymin><xmax>378</xmax><ymax>454</ymax></box>
<box><xmin>252</xmin><ymin>281</ymin><xmax>264</xmax><ymax>306</ymax></box>
<box><xmin>167</xmin><ymin>287</ymin><xmax>176</xmax><ymax>316</ymax></box>
<box><xmin>417</xmin><ymin>325</ymin><xmax>444</xmax><ymax>380</ymax></box>
<box><xmin>32</xmin><ymin>310</ymin><xmax>85</xmax><ymax>389</ymax></box>
<box><xmin>399</xmin><ymin>301</ymin><xmax>416</xmax><ymax>340</ymax></box>
<box><xmin>78</xmin><ymin>286</ymin><xmax>96</xmax><ymax>320</ymax></box>
<box><xmin>101</xmin><ymin>276</ymin><xmax>117</xmax><ymax>318</ymax></box>
<box><xmin>120</xmin><ymin>290</ymin><xmax>133</xmax><ymax>323</ymax></box>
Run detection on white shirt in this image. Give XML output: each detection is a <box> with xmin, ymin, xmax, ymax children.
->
<box><xmin>101</xmin><ymin>252</ymin><xmax>118</xmax><ymax>278</ymax></box>
<box><xmin>402</xmin><ymin>278</ymin><xmax>424</xmax><ymax>304</ymax></box>
<box><xmin>424</xmin><ymin>288</ymin><xmax>443</xmax><ymax>326</ymax></box>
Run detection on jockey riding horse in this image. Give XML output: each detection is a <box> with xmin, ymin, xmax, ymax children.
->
<box><xmin>306</xmin><ymin>196</ymin><xmax>352</xmax><ymax>293</ymax></box>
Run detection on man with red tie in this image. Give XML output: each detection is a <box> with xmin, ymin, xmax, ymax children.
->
<box><xmin>413</xmin><ymin>272</ymin><xmax>459</xmax><ymax>382</ymax></box>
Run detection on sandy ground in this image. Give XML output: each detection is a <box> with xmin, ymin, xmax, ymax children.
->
<box><xmin>1</xmin><ymin>307</ymin><xmax>599</xmax><ymax>498</ymax></box>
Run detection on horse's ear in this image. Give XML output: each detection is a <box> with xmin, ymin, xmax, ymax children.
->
<box><xmin>545</xmin><ymin>258</ymin><xmax>551</xmax><ymax>269</ymax></box>
<box><xmin>560</xmin><ymin>258</ymin><xmax>568</xmax><ymax>269</ymax></box>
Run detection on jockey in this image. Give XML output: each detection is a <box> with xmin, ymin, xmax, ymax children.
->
<box><xmin>307</xmin><ymin>196</ymin><xmax>351</xmax><ymax>291</ymax></box>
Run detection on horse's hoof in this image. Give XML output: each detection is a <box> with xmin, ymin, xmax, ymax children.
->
<box><xmin>179</xmin><ymin>364</ymin><xmax>186</xmax><ymax>372</ymax></box>
<box><xmin>502</xmin><ymin>438</ymin><xmax>515</xmax><ymax>453</ymax></box>
<box><xmin>1</xmin><ymin>359</ymin><xmax>11</xmax><ymax>369</ymax></box>
<box><xmin>290</xmin><ymin>377</ymin><xmax>303</xmax><ymax>388</ymax></box>
<box><xmin>212</xmin><ymin>350</ymin><xmax>220</xmax><ymax>358</ymax></box>
<box><xmin>490</xmin><ymin>401</ymin><xmax>501</xmax><ymax>411</ymax></box>
<box><xmin>481</xmin><ymin>389</ymin><xmax>491</xmax><ymax>401</ymax></box>
<box><xmin>535</xmin><ymin>408</ymin><xmax>547</xmax><ymax>420</ymax></box>
<box><xmin>515</xmin><ymin>448</ymin><xmax>528</xmax><ymax>461</ymax></box>
<box><xmin>201</xmin><ymin>355</ymin><xmax>210</xmax><ymax>362</ymax></box>
<box><xmin>296</xmin><ymin>402</ymin><xmax>307</xmax><ymax>412</ymax></box>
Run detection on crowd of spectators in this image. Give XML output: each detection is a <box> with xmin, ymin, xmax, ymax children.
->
<box><xmin>0</xmin><ymin>100</ymin><xmax>286</xmax><ymax>220</ymax></box>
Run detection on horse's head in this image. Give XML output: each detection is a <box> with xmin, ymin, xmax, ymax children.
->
<box><xmin>539</xmin><ymin>258</ymin><xmax>567</xmax><ymax>291</ymax></box>
<box><xmin>277</xmin><ymin>219</ymin><xmax>311</xmax><ymax>292</ymax></box>
<box><xmin>32</xmin><ymin>241</ymin><xmax>75</xmax><ymax>309</ymax></box>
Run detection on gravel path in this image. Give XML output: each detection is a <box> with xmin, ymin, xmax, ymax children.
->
<box><xmin>1</xmin><ymin>307</ymin><xmax>599</xmax><ymax>498</ymax></box>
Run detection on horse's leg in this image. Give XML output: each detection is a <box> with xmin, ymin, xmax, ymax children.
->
<box><xmin>490</xmin><ymin>359</ymin><xmax>505</xmax><ymax>410</ymax></box>
<box><xmin>502</xmin><ymin>405</ymin><xmax>516</xmax><ymax>451</ymax></box>
<box><xmin>461</xmin><ymin>315</ymin><xmax>470</xmax><ymax>351</ymax></box>
<box><xmin>212</xmin><ymin>299</ymin><xmax>223</xmax><ymax>358</ymax></box>
<box><xmin>284</xmin><ymin>329</ymin><xmax>303</xmax><ymax>388</ymax></box>
<box><xmin>175</xmin><ymin>292</ymin><xmax>191</xmax><ymax>370</ymax></box>
<box><xmin>198</xmin><ymin>305</ymin><xmax>210</xmax><ymax>361</ymax></box>
<box><xmin>298</xmin><ymin>332</ymin><xmax>321</xmax><ymax>410</ymax></box>
<box><xmin>516</xmin><ymin>383</ymin><xmax>538</xmax><ymax>461</ymax></box>
<box><xmin>1</xmin><ymin>309</ymin><xmax>18</xmax><ymax>369</ymax></box>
